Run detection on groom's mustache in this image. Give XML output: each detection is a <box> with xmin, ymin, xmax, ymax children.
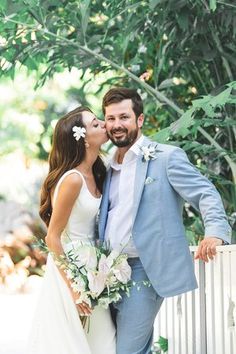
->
<box><xmin>110</xmin><ymin>128</ymin><xmax>127</xmax><ymax>134</ymax></box>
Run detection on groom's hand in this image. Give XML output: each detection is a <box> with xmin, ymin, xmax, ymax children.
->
<box><xmin>195</xmin><ymin>237</ymin><xmax>223</xmax><ymax>262</ymax></box>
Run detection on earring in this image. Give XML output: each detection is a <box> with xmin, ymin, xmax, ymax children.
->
<box><xmin>85</xmin><ymin>141</ymin><xmax>90</xmax><ymax>148</ymax></box>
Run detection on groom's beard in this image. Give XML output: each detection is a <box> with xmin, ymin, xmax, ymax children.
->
<box><xmin>107</xmin><ymin>126</ymin><xmax>139</xmax><ymax>147</ymax></box>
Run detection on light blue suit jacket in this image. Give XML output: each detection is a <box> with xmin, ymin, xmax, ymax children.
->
<box><xmin>99</xmin><ymin>137</ymin><xmax>231</xmax><ymax>297</ymax></box>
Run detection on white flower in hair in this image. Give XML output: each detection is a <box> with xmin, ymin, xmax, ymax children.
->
<box><xmin>72</xmin><ymin>126</ymin><xmax>86</xmax><ymax>141</ymax></box>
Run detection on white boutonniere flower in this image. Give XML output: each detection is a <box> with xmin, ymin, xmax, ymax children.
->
<box><xmin>140</xmin><ymin>144</ymin><xmax>161</xmax><ymax>162</ymax></box>
<box><xmin>72</xmin><ymin>126</ymin><xmax>86</xmax><ymax>141</ymax></box>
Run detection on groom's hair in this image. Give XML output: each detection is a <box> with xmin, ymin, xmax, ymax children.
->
<box><xmin>102</xmin><ymin>87</ymin><xmax>143</xmax><ymax>119</ymax></box>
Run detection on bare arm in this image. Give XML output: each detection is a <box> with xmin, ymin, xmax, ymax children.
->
<box><xmin>45</xmin><ymin>173</ymin><xmax>91</xmax><ymax>315</ymax></box>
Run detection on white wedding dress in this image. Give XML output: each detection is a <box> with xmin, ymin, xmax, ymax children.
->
<box><xmin>26</xmin><ymin>170</ymin><xmax>116</xmax><ymax>354</ymax></box>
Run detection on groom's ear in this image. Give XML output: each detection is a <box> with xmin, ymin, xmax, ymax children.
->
<box><xmin>137</xmin><ymin>113</ymin><xmax>144</xmax><ymax>128</ymax></box>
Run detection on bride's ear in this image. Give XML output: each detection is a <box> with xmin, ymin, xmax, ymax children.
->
<box><xmin>84</xmin><ymin>140</ymin><xmax>90</xmax><ymax>149</ymax></box>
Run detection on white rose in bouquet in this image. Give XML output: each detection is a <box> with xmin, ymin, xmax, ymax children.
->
<box><xmin>98</xmin><ymin>254</ymin><xmax>111</xmax><ymax>275</ymax></box>
<box><xmin>106</xmin><ymin>250</ymin><xmax>120</xmax><ymax>267</ymax></box>
<box><xmin>87</xmin><ymin>270</ymin><xmax>107</xmax><ymax>297</ymax></box>
<box><xmin>113</xmin><ymin>257</ymin><xmax>132</xmax><ymax>284</ymax></box>
<box><xmin>76</xmin><ymin>244</ymin><xmax>97</xmax><ymax>270</ymax></box>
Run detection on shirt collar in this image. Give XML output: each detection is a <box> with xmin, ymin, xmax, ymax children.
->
<box><xmin>110</xmin><ymin>135</ymin><xmax>144</xmax><ymax>170</ymax></box>
<box><xmin>129</xmin><ymin>134</ymin><xmax>144</xmax><ymax>156</ymax></box>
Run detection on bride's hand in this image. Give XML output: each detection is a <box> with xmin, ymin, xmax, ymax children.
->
<box><xmin>77</xmin><ymin>302</ymin><xmax>92</xmax><ymax>316</ymax></box>
<box><xmin>71</xmin><ymin>290</ymin><xmax>92</xmax><ymax>316</ymax></box>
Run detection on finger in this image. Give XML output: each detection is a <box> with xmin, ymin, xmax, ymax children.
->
<box><xmin>82</xmin><ymin>302</ymin><xmax>92</xmax><ymax>313</ymax></box>
<box><xmin>77</xmin><ymin>305</ymin><xmax>87</xmax><ymax>316</ymax></box>
<box><xmin>195</xmin><ymin>243</ymin><xmax>203</xmax><ymax>259</ymax></box>
<box><xmin>207</xmin><ymin>246</ymin><xmax>214</xmax><ymax>260</ymax></box>
<box><xmin>82</xmin><ymin>301</ymin><xmax>91</xmax><ymax>308</ymax></box>
<box><xmin>77</xmin><ymin>306</ymin><xmax>85</xmax><ymax>316</ymax></box>
<box><xmin>195</xmin><ymin>247</ymin><xmax>204</xmax><ymax>260</ymax></box>
<box><xmin>208</xmin><ymin>243</ymin><xmax>217</xmax><ymax>260</ymax></box>
<box><xmin>81</xmin><ymin>303</ymin><xmax>92</xmax><ymax>315</ymax></box>
<box><xmin>200</xmin><ymin>243</ymin><xmax>209</xmax><ymax>262</ymax></box>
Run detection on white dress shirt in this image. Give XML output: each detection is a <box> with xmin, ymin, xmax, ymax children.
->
<box><xmin>104</xmin><ymin>135</ymin><xmax>144</xmax><ymax>257</ymax></box>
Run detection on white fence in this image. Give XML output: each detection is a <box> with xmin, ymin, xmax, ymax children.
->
<box><xmin>154</xmin><ymin>245</ymin><xmax>236</xmax><ymax>354</ymax></box>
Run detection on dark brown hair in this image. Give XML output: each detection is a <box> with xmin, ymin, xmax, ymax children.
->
<box><xmin>102</xmin><ymin>87</ymin><xmax>143</xmax><ymax>119</ymax></box>
<box><xmin>39</xmin><ymin>106</ymin><xmax>106</xmax><ymax>227</ymax></box>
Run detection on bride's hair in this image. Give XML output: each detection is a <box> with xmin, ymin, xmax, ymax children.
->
<box><xmin>39</xmin><ymin>106</ymin><xmax>106</xmax><ymax>227</ymax></box>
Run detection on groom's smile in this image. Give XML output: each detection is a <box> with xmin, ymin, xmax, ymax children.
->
<box><xmin>104</xmin><ymin>99</ymin><xmax>144</xmax><ymax>147</ymax></box>
<box><xmin>111</xmin><ymin>128</ymin><xmax>128</xmax><ymax>140</ymax></box>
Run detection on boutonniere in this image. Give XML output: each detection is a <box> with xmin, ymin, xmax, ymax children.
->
<box><xmin>140</xmin><ymin>144</ymin><xmax>162</xmax><ymax>162</ymax></box>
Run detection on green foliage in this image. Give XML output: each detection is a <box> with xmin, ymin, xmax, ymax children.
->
<box><xmin>0</xmin><ymin>68</ymin><xmax>113</xmax><ymax>159</ymax></box>
<box><xmin>157</xmin><ymin>336</ymin><xmax>168</xmax><ymax>352</ymax></box>
<box><xmin>0</xmin><ymin>0</ymin><xmax>235</xmax><ymax>241</ymax></box>
<box><xmin>152</xmin><ymin>336</ymin><xmax>168</xmax><ymax>353</ymax></box>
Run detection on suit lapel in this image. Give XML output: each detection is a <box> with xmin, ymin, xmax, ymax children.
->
<box><xmin>99</xmin><ymin>168</ymin><xmax>112</xmax><ymax>242</ymax></box>
<box><xmin>132</xmin><ymin>138</ymin><xmax>150</xmax><ymax>223</ymax></box>
<box><xmin>100</xmin><ymin>137</ymin><xmax>156</xmax><ymax>239</ymax></box>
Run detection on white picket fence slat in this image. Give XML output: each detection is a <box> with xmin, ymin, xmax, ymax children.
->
<box><xmin>154</xmin><ymin>245</ymin><xmax>236</xmax><ymax>354</ymax></box>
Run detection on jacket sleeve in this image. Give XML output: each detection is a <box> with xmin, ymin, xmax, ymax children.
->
<box><xmin>166</xmin><ymin>147</ymin><xmax>231</xmax><ymax>242</ymax></box>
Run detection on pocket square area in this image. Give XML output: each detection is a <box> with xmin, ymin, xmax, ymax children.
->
<box><xmin>144</xmin><ymin>177</ymin><xmax>156</xmax><ymax>185</ymax></box>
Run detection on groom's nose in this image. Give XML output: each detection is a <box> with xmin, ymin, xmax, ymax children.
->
<box><xmin>112</xmin><ymin>118</ymin><xmax>122</xmax><ymax>129</ymax></box>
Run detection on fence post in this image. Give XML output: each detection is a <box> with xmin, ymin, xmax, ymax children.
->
<box><xmin>198</xmin><ymin>260</ymin><xmax>207</xmax><ymax>354</ymax></box>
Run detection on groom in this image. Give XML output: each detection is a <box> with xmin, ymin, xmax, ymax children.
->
<box><xmin>99</xmin><ymin>87</ymin><xmax>231</xmax><ymax>354</ymax></box>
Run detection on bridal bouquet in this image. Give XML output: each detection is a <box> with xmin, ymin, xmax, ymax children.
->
<box><xmin>63</xmin><ymin>242</ymin><xmax>132</xmax><ymax>309</ymax></box>
<box><xmin>37</xmin><ymin>238</ymin><xmax>134</xmax><ymax>309</ymax></box>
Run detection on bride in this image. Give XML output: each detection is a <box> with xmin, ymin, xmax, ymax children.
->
<box><xmin>26</xmin><ymin>107</ymin><xmax>116</xmax><ymax>354</ymax></box>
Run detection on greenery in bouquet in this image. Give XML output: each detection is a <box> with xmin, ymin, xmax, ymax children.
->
<box><xmin>36</xmin><ymin>238</ymin><xmax>150</xmax><ymax>310</ymax></box>
<box><xmin>64</xmin><ymin>242</ymin><xmax>134</xmax><ymax>309</ymax></box>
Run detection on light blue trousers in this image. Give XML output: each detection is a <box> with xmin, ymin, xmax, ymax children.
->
<box><xmin>110</xmin><ymin>258</ymin><xmax>164</xmax><ymax>354</ymax></box>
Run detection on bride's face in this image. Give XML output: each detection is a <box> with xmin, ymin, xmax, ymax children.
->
<box><xmin>82</xmin><ymin>111</ymin><xmax>108</xmax><ymax>147</ymax></box>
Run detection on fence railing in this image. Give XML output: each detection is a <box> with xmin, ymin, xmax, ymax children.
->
<box><xmin>154</xmin><ymin>245</ymin><xmax>236</xmax><ymax>354</ymax></box>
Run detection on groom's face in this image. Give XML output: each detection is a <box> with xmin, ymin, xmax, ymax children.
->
<box><xmin>104</xmin><ymin>99</ymin><xmax>144</xmax><ymax>147</ymax></box>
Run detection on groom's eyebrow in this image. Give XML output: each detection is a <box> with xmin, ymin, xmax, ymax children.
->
<box><xmin>106</xmin><ymin>113</ymin><xmax>129</xmax><ymax>118</ymax></box>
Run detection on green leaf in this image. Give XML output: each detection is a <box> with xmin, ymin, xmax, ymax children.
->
<box><xmin>152</xmin><ymin>127</ymin><xmax>171</xmax><ymax>143</ymax></box>
<box><xmin>80</xmin><ymin>0</ymin><xmax>91</xmax><ymax>40</ymax></box>
<box><xmin>0</xmin><ymin>0</ymin><xmax>7</xmax><ymax>11</ymax></box>
<box><xmin>209</xmin><ymin>0</ymin><xmax>217</xmax><ymax>12</ymax></box>
<box><xmin>170</xmin><ymin>107</ymin><xmax>195</xmax><ymax>137</ymax></box>
<box><xmin>4</xmin><ymin>2</ymin><xmax>23</xmax><ymax>16</ymax></box>
<box><xmin>157</xmin><ymin>336</ymin><xmax>168</xmax><ymax>352</ymax></box>
<box><xmin>149</xmin><ymin>0</ymin><xmax>162</xmax><ymax>10</ymax></box>
<box><xmin>23</xmin><ymin>0</ymin><xmax>40</xmax><ymax>6</ymax></box>
<box><xmin>176</xmin><ymin>10</ymin><xmax>189</xmax><ymax>31</ymax></box>
<box><xmin>191</xmin><ymin>85</ymin><xmax>234</xmax><ymax>118</ymax></box>
<box><xmin>24</xmin><ymin>56</ymin><xmax>38</xmax><ymax>70</ymax></box>
<box><xmin>209</xmin><ymin>87</ymin><xmax>232</xmax><ymax>108</ymax></box>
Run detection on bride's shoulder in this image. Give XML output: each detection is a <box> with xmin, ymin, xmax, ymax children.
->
<box><xmin>60</xmin><ymin>170</ymin><xmax>83</xmax><ymax>187</ymax></box>
<box><xmin>56</xmin><ymin>170</ymin><xmax>83</xmax><ymax>196</ymax></box>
